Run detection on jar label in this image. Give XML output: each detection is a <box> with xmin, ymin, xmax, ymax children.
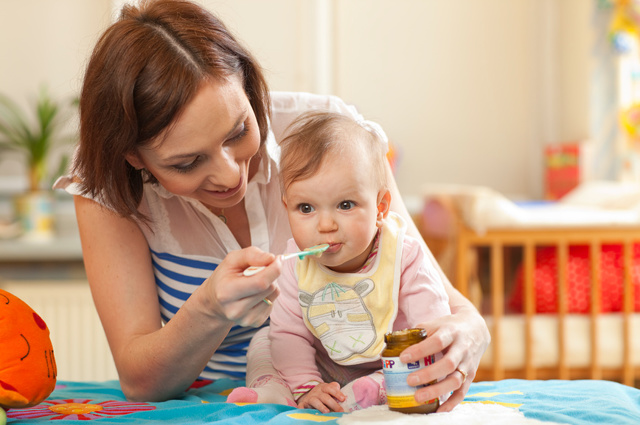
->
<box><xmin>381</xmin><ymin>355</ymin><xmax>437</xmax><ymax>408</ymax></box>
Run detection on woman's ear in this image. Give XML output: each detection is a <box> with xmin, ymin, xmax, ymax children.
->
<box><xmin>281</xmin><ymin>195</ymin><xmax>288</xmax><ymax>208</ymax></box>
<box><xmin>376</xmin><ymin>190</ymin><xmax>391</xmax><ymax>227</ymax></box>
<box><xmin>125</xmin><ymin>152</ymin><xmax>145</xmax><ymax>170</ymax></box>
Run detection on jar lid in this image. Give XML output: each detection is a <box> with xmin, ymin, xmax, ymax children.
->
<box><xmin>384</xmin><ymin>328</ymin><xmax>427</xmax><ymax>343</ymax></box>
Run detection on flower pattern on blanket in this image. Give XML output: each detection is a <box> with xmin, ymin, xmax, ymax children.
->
<box><xmin>6</xmin><ymin>399</ymin><xmax>155</xmax><ymax>420</ymax></box>
<box><xmin>4</xmin><ymin>379</ymin><xmax>640</xmax><ymax>424</ymax></box>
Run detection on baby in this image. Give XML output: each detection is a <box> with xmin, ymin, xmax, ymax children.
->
<box><xmin>229</xmin><ymin>111</ymin><xmax>451</xmax><ymax>412</ymax></box>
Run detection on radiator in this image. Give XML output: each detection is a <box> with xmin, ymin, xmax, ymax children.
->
<box><xmin>0</xmin><ymin>279</ymin><xmax>118</xmax><ymax>382</ymax></box>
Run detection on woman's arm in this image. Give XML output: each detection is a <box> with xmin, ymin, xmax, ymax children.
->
<box><xmin>74</xmin><ymin>195</ymin><xmax>281</xmax><ymax>401</ymax></box>
<box><xmin>385</xmin><ymin>163</ymin><xmax>490</xmax><ymax>412</ymax></box>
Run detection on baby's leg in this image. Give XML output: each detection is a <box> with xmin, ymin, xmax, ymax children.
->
<box><xmin>339</xmin><ymin>370</ymin><xmax>386</xmax><ymax>412</ymax></box>
<box><xmin>226</xmin><ymin>327</ymin><xmax>296</xmax><ymax>407</ymax></box>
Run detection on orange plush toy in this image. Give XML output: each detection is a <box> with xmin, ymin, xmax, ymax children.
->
<box><xmin>0</xmin><ymin>288</ymin><xmax>57</xmax><ymax>415</ymax></box>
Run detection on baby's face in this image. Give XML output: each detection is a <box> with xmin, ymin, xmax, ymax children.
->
<box><xmin>283</xmin><ymin>146</ymin><xmax>382</xmax><ymax>273</ymax></box>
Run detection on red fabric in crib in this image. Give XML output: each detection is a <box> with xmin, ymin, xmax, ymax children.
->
<box><xmin>509</xmin><ymin>244</ymin><xmax>640</xmax><ymax>313</ymax></box>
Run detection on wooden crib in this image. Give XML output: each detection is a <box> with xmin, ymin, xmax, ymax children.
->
<box><xmin>453</xmin><ymin>223</ymin><xmax>640</xmax><ymax>386</ymax></box>
<box><xmin>416</xmin><ymin>185</ymin><xmax>640</xmax><ymax>388</ymax></box>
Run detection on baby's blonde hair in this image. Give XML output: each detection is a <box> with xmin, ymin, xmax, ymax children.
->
<box><xmin>279</xmin><ymin>111</ymin><xmax>388</xmax><ymax>192</ymax></box>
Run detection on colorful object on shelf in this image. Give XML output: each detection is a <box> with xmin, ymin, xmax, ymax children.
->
<box><xmin>544</xmin><ymin>142</ymin><xmax>588</xmax><ymax>200</ymax></box>
<box><xmin>13</xmin><ymin>191</ymin><xmax>55</xmax><ymax>241</ymax></box>
<box><xmin>620</xmin><ymin>102</ymin><xmax>640</xmax><ymax>143</ymax></box>
<box><xmin>386</xmin><ymin>141</ymin><xmax>400</xmax><ymax>175</ymax></box>
<box><xmin>608</xmin><ymin>0</ymin><xmax>640</xmax><ymax>52</ymax></box>
<box><xmin>0</xmin><ymin>289</ymin><xmax>57</xmax><ymax>411</ymax></box>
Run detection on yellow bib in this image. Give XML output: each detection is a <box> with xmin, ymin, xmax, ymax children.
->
<box><xmin>295</xmin><ymin>212</ymin><xmax>406</xmax><ymax>365</ymax></box>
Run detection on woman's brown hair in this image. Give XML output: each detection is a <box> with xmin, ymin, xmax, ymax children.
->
<box><xmin>74</xmin><ymin>0</ymin><xmax>270</xmax><ymax>221</ymax></box>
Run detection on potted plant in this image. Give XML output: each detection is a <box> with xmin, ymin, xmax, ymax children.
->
<box><xmin>0</xmin><ymin>88</ymin><xmax>76</xmax><ymax>241</ymax></box>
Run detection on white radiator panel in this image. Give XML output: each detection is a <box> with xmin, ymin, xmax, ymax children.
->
<box><xmin>0</xmin><ymin>279</ymin><xmax>118</xmax><ymax>382</ymax></box>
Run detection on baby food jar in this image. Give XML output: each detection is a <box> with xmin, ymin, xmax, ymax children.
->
<box><xmin>381</xmin><ymin>328</ymin><xmax>439</xmax><ymax>414</ymax></box>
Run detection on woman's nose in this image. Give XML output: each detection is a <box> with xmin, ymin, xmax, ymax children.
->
<box><xmin>209</xmin><ymin>151</ymin><xmax>239</xmax><ymax>186</ymax></box>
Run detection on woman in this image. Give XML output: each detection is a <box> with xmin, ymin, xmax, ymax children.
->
<box><xmin>55</xmin><ymin>0</ymin><xmax>489</xmax><ymax>411</ymax></box>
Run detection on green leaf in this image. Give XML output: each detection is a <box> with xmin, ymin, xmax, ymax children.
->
<box><xmin>0</xmin><ymin>87</ymin><xmax>77</xmax><ymax>191</ymax></box>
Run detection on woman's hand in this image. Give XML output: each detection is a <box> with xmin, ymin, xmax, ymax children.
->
<box><xmin>399</xmin><ymin>306</ymin><xmax>490</xmax><ymax>413</ymax></box>
<box><xmin>202</xmin><ymin>246</ymin><xmax>282</xmax><ymax>328</ymax></box>
<box><xmin>297</xmin><ymin>382</ymin><xmax>346</xmax><ymax>413</ymax></box>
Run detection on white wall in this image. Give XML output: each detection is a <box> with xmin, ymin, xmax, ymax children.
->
<box><xmin>0</xmin><ymin>0</ymin><xmax>597</xmax><ymax>200</ymax></box>
<box><xmin>0</xmin><ymin>0</ymin><xmax>112</xmax><ymax>103</ymax></box>
<box><xmin>0</xmin><ymin>0</ymin><xmax>113</xmax><ymax>189</ymax></box>
<box><xmin>335</xmin><ymin>1</ymin><xmax>542</xmax><ymax>199</ymax></box>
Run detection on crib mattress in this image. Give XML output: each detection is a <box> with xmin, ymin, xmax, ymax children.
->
<box><xmin>481</xmin><ymin>313</ymin><xmax>640</xmax><ymax>369</ymax></box>
<box><xmin>422</xmin><ymin>181</ymin><xmax>640</xmax><ymax>234</ymax></box>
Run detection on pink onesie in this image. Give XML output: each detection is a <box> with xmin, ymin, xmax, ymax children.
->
<box><xmin>269</xmin><ymin>212</ymin><xmax>451</xmax><ymax>393</ymax></box>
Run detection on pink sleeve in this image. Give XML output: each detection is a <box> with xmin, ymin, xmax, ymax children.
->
<box><xmin>396</xmin><ymin>236</ymin><xmax>451</xmax><ymax>329</ymax></box>
<box><xmin>269</xmin><ymin>239</ymin><xmax>323</xmax><ymax>391</ymax></box>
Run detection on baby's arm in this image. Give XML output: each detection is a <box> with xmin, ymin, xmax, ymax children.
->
<box><xmin>269</xmin><ymin>247</ymin><xmax>324</xmax><ymax>394</ymax></box>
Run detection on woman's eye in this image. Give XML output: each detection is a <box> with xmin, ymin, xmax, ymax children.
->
<box><xmin>338</xmin><ymin>201</ymin><xmax>355</xmax><ymax>210</ymax></box>
<box><xmin>172</xmin><ymin>156</ymin><xmax>202</xmax><ymax>173</ymax></box>
<box><xmin>298</xmin><ymin>204</ymin><xmax>314</xmax><ymax>214</ymax></box>
<box><xmin>226</xmin><ymin>122</ymin><xmax>249</xmax><ymax>144</ymax></box>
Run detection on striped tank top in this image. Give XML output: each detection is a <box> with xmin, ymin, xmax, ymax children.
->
<box><xmin>151</xmin><ymin>249</ymin><xmax>266</xmax><ymax>380</ymax></box>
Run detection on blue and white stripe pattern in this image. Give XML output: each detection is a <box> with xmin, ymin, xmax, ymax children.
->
<box><xmin>151</xmin><ymin>249</ymin><xmax>266</xmax><ymax>380</ymax></box>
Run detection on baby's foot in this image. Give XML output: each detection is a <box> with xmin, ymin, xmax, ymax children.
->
<box><xmin>340</xmin><ymin>373</ymin><xmax>385</xmax><ymax>411</ymax></box>
<box><xmin>226</xmin><ymin>375</ymin><xmax>296</xmax><ymax>407</ymax></box>
<box><xmin>226</xmin><ymin>387</ymin><xmax>258</xmax><ymax>403</ymax></box>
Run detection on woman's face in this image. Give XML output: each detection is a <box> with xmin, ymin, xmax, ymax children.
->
<box><xmin>128</xmin><ymin>75</ymin><xmax>261</xmax><ymax>210</ymax></box>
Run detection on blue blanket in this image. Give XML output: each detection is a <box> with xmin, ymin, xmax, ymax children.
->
<box><xmin>5</xmin><ymin>379</ymin><xmax>640</xmax><ymax>424</ymax></box>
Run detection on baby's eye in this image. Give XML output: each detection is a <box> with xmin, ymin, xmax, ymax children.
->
<box><xmin>298</xmin><ymin>204</ymin><xmax>315</xmax><ymax>214</ymax></box>
<box><xmin>338</xmin><ymin>201</ymin><xmax>355</xmax><ymax>210</ymax></box>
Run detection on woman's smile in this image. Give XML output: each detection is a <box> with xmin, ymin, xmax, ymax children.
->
<box><xmin>203</xmin><ymin>177</ymin><xmax>244</xmax><ymax>200</ymax></box>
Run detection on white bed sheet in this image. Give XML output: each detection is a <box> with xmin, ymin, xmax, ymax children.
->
<box><xmin>422</xmin><ymin>181</ymin><xmax>640</xmax><ymax>235</ymax></box>
<box><xmin>481</xmin><ymin>313</ymin><xmax>640</xmax><ymax>369</ymax></box>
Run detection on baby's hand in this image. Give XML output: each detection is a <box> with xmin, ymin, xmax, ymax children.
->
<box><xmin>297</xmin><ymin>382</ymin><xmax>345</xmax><ymax>413</ymax></box>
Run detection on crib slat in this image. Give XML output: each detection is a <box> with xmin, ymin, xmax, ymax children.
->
<box><xmin>491</xmin><ymin>242</ymin><xmax>504</xmax><ymax>381</ymax></box>
<box><xmin>456</xmin><ymin>229</ymin><xmax>470</xmax><ymax>298</ymax></box>
<box><xmin>524</xmin><ymin>241</ymin><xmax>535</xmax><ymax>380</ymax></box>
<box><xmin>623</xmin><ymin>241</ymin><xmax>633</xmax><ymax>386</ymax></box>
<box><xmin>557</xmin><ymin>241</ymin><xmax>569</xmax><ymax>380</ymax></box>
<box><xmin>457</xmin><ymin>224</ymin><xmax>639</xmax><ymax>386</ymax></box>
<box><xmin>589</xmin><ymin>241</ymin><xmax>602</xmax><ymax>380</ymax></box>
